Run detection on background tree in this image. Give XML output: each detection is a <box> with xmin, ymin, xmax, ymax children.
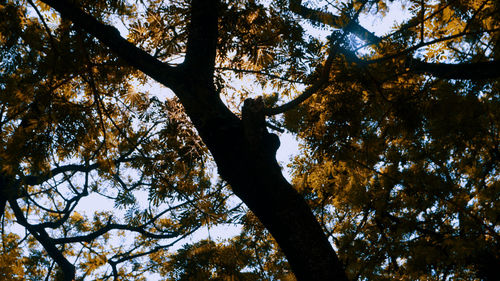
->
<box><xmin>0</xmin><ymin>0</ymin><xmax>498</xmax><ymax>280</ymax></box>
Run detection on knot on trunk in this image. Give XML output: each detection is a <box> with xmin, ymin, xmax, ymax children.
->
<box><xmin>242</xmin><ymin>97</ymin><xmax>280</xmax><ymax>157</ymax></box>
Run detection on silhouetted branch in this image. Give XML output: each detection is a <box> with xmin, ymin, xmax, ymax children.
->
<box><xmin>264</xmin><ymin>43</ymin><xmax>336</xmax><ymax>116</ymax></box>
<box><xmin>39</xmin><ymin>0</ymin><xmax>180</xmax><ymax>88</ymax></box>
<box><xmin>9</xmin><ymin>199</ymin><xmax>76</xmax><ymax>281</ymax></box>
<box><xmin>290</xmin><ymin>0</ymin><xmax>500</xmax><ymax>80</ymax></box>
<box><xmin>289</xmin><ymin>0</ymin><xmax>379</xmax><ymax>44</ymax></box>
<box><xmin>22</xmin><ymin>163</ymin><xmax>99</xmax><ymax>186</ymax></box>
<box><xmin>216</xmin><ymin>67</ymin><xmax>306</xmax><ymax>84</ymax></box>
<box><xmin>109</xmin><ymin>226</ymin><xmax>200</xmax><ymax>264</ymax></box>
<box><xmin>366</xmin><ymin>28</ymin><xmax>500</xmax><ymax>64</ymax></box>
<box><xmin>27</xmin><ymin>0</ymin><xmax>57</xmax><ymax>53</ymax></box>
<box><xmin>53</xmin><ymin>223</ymin><xmax>179</xmax><ymax>244</ymax></box>
<box><xmin>22</xmin><ymin>149</ymin><xmax>139</xmax><ymax>187</ymax></box>
<box><xmin>409</xmin><ymin>59</ymin><xmax>500</xmax><ymax>80</ymax></box>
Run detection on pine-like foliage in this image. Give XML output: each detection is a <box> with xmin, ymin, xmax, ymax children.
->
<box><xmin>0</xmin><ymin>0</ymin><xmax>498</xmax><ymax>280</ymax></box>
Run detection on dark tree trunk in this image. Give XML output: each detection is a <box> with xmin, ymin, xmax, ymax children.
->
<box><xmin>171</xmin><ymin>78</ymin><xmax>348</xmax><ymax>280</ymax></box>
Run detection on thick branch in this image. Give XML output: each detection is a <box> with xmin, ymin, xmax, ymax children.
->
<box><xmin>410</xmin><ymin>59</ymin><xmax>500</xmax><ymax>80</ymax></box>
<box><xmin>0</xmin><ymin>174</ymin><xmax>15</xmax><ymax>219</ymax></box>
<box><xmin>39</xmin><ymin>0</ymin><xmax>180</xmax><ymax>88</ymax></box>
<box><xmin>289</xmin><ymin>0</ymin><xmax>379</xmax><ymax>44</ymax></box>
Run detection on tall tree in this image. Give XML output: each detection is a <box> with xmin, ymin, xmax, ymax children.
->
<box><xmin>0</xmin><ymin>0</ymin><xmax>498</xmax><ymax>280</ymax></box>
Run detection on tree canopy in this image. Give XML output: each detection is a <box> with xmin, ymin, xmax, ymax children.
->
<box><xmin>0</xmin><ymin>0</ymin><xmax>499</xmax><ymax>280</ymax></box>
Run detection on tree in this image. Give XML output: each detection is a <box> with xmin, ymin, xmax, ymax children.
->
<box><xmin>0</xmin><ymin>0</ymin><xmax>498</xmax><ymax>280</ymax></box>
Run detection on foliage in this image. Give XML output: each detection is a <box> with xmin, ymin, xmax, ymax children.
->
<box><xmin>0</xmin><ymin>0</ymin><xmax>499</xmax><ymax>280</ymax></box>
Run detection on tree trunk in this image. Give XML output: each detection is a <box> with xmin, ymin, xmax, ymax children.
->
<box><xmin>170</xmin><ymin>79</ymin><xmax>348</xmax><ymax>281</ymax></box>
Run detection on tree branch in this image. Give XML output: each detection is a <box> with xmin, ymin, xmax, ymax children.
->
<box><xmin>53</xmin><ymin>223</ymin><xmax>179</xmax><ymax>244</ymax></box>
<box><xmin>22</xmin><ymin>148</ymin><xmax>138</xmax><ymax>187</ymax></box>
<box><xmin>27</xmin><ymin>0</ymin><xmax>57</xmax><ymax>53</ymax></box>
<box><xmin>39</xmin><ymin>0</ymin><xmax>180</xmax><ymax>88</ymax></box>
<box><xmin>290</xmin><ymin>0</ymin><xmax>500</xmax><ymax>80</ymax></box>
<box><xmin>289</xmin><ymin>0</ymin><xmax>379</xmax><ymax>44</ymax></box>
<box><xmin>216</xmin><ymin>67</ymin><xmax>306</xmax><ymax>84</ymax></box>
<box><xmin>410</xmin><ymin>59</ymin><xmax>500</xmax><ymax>80</ymax></box>
<box><xmin>366</xmin><ymin>28</ymin><xmax>500</xmax><ymax>65</ymax></box>
<box><xmin>9</xmin><ymin>199</ymin><xmax>76</xmax><ymax>281</ymax></box>
<box><xmin>264</xmin><ymin>43</ymin><xmax>336</xmax><ymax>116</ymax></box>
<box><xmin>22</xmin><ymin>163</ymin><xmax>99</xmax><ymax>186</ymax></box>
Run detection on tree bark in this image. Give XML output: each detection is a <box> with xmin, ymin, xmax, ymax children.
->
<box><xmin>171</xmin><ymin>80</ymin><xmax>349</xmax><ymax>280</ymax></box>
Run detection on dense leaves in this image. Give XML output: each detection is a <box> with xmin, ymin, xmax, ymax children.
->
<box><xmin>0</xmin><ymin>0</ymin><xmax>499</xmax><ymax>280</ymax></box>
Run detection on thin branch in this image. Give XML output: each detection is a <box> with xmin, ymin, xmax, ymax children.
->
<box><xmin>27</xmin><ymin>0</ymin><xmax>57</xmax><ymax>53</ymax></box>
<box><xmin>462</xmin><ymin>0</ymin><xmax>490</xmax><ymax>33</ymax></box>
<box><xmin>109</xmin><ymin>226</ymin><xmax>199</xmax><ymax>264</ymax></box>
<box><xmin>44</xmin><ymin>260</ymin><xmax>56</xmax><ymax>281</ymax></box>
<box><xmin>22</xmin><ymin>163</ymin><xmax>99</xmax><ymax>186</ymax></box>
<box><xmin>354</xmin><ymin>0</ymin><xmax>457</xmax><ymax>52</ymax></box>
<box><xmin>21</xmin><ymin>147</ymin><xmax>140</xmax><ymax>188</ymax></box>
<box><xmin>32</xmin><ymin>192</ymin><xmax>82</xmax><ymax>230</ymax></box>
<box><xmin>53</xmin><ymin>222</ymin><xmax>179</xmax><ymax>244</ymax></box>
<box><xmin>366</xmin><ymin>28</ymin><xmax>500</xmax><ymax>65</ymax></box>
<box><xmin>216</xmin><ymin>67</ymin><xmax>306</xmax><ymax>84</ymax></box>
<box><xmin>264</xmin><ymin>43</ymin><xmax>337</xmax><ymax>116</ymax></box>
